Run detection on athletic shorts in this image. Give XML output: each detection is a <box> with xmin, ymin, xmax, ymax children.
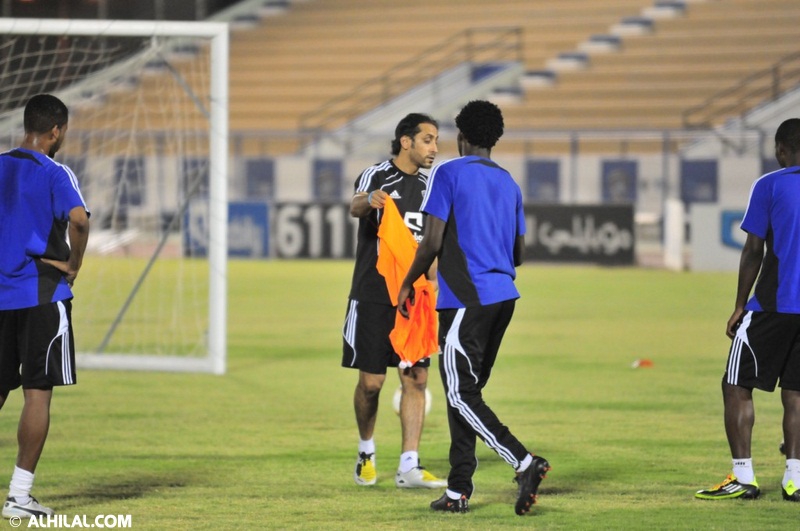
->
<box><xmin>341</xmin><ymin>299</ymin><xmax>430</xmax><ymax>374</ymax></box>
<box><xmin>725</xmin><ymin>311</ymin><xmax>800</xmax><ymax>392</ymax></box>
<box><xmin>0</xmin><ymin>300</ymin><xmax>77</xmax><ymax>392</ymax></box>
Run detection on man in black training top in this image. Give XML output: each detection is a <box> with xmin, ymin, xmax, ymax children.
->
<box><xmin>342</xmin><ymin>113</ymin><xmax>446</xmax><ymax>489</ymax></box>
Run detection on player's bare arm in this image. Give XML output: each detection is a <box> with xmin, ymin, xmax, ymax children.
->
<box><xmin>398</xmin><ymin>216</ymin><xmax>445</xmax><ymax>318</ymax></box>
<box><xmin>727</xmin><ymin>232</ymin><xmax>764</xmax><ymax>338</ymax></box>
<box><xmin>350</xmin><ymin>190</ymin><xmax>388</xmax><ymax>218</ymax></box>
<box><xmin>425</xmin><ymin>259</ymin><xmax>438</xmax><ymax>293</ymax></box>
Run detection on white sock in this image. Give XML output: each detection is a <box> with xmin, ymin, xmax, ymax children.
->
<box><xmin>358</xmin><ymin>438</ymin><xmax>375</xmax><ymax>456</ymax></box>
<box><xmin>8</xmin><ymin>466</ymin><xmax>34</xmax><ymax>505</ymax></box>
<box><xmin>785</xmin><ymin>458</ymin><xmax>800</xmax><ymax>487</ymax></box>
<box><xmin>516</xmin><ymin>454</ymin><xmax>533</xmax><ymax>473</ymax></box>
<box><xmin>445</xmin><ymin>488</ymin><xmax>462</xmax><ymax>500</ymax></box>
<box><xmin>399</xmin><ymin>451</ymin><xmax>418</xmax><ymax>473</ymax></box>
<box><xmin>732</xmin><ymin>458</ymin><xmax>755</xmax><ymax>485</ymax></box>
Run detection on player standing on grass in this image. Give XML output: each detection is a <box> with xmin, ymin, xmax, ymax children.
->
<box><xmin>397</xmin><ymin>100</ymin><xmax>550</xmax><ymax>515</ymax></box>
<box><xmin>0</xmin><ymin>94</ymin><xmax>89</xmax><ymax>518</ymax></box>
<box><xmin>342</xmin><ymin>113</ymin><xmax>447</xmax><ymax>489</ymax></box>
<box><xmin>696</xmin><ymin>118</ymin><xmax>800</xmax><ymax>502</ymax></box>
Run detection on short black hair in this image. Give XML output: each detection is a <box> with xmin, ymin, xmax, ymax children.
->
<box><xmin>776</xmin><ymin>118</ymin><xmax>800</xmax><ymax>153</ymax></box>
<box><xmin>24</xmin><ymin>94</ymin><xmax>68</xmax><ymax>134</ymax></box>
<box><xmin>455</xmin><ymin>100</ymin><xmax>504</xmax><ymax>149</ymax></box>
<box><xmin>391</xmin><ymin>113</ymin><xmax>438</xmax><ymax>156</ymax></box>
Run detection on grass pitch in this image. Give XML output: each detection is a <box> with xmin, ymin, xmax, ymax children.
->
<box><xmin>0</xmin><ymin>260</ymin><xmax>796</xmax><ymax>529</ymax></box>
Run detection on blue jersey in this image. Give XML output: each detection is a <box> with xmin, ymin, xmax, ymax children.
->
<box><xmin>422</xmin><ymin>155</ymin><xmax>525</xmax><ymax>309</ymax></box>
<box><xmin>741</xmin><ymin>165</ymin><xmax>800</xmax><ymax>313</ymax></box>
<box><xmin>0</xmin><ymin>148</ymin><xmax>88</xmax><ymax>310</ymax></box>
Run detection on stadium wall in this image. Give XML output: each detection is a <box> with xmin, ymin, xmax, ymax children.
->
<box><xmin>65</xmin><ymin>143</ymin><xmax>769</xmax><ymax>268</ymax></box>
<box><xmin>64</xmin><ymin>149</ymin><xmax>760</xmax><ymax>222</ymax></box>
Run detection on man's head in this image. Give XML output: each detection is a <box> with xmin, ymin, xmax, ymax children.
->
<box><xmin>24</xmin><ymin>94</ymin><xmax>69</xmax><ymax>157</ymax></box>
<box><xmin>775</xmin><ymin>118</ymin><xmax>800</xmax><ymax>168</ymax></box>
<box><xmin>391</xmin><ymin>113</ymin><xmax>439</xmax><ymax>171</ymax></box>
<box><xmin>455</xmin><ymin>100</ymin><xmax>504</xmax><ymax>156</ymax></box>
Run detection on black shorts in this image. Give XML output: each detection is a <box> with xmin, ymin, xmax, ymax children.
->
<box><xmin>0</xmin><ymin>300</ymin><xmax>77</xmax><ymax>392</ymax></box>
<box><xmin>725</xmin><ymin>311</ymin><xmax>800</xmax><ymax>392</ymax></box>
<box><xmin>341</xmin><ymin>299</ymin><xmax>431</xmax><ymax>374</ymax></box>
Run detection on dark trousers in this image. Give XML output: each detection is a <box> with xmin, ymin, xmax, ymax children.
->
<box><xmin>438</xmin><ymin>300</ymin><xmax>528</xmax><ymax>497</ymax></box>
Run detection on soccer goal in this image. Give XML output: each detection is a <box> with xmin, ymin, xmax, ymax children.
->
<box><xmin>0</xmin><ymin>19</ymin><xmax>229</xmax><ymax>374</ymax></box>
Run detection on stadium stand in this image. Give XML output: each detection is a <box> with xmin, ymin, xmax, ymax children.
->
<box><xmin>228</xmin><ymin>0</ymin><xmax>659</xmax><ymax>133</ymax></box>
<box><xmin>210</xmin><ymin>0</ymin><xmax>799</xmax><ymax>158</ymax></box>
<box><xmin>509</xmin><ymin>0</ymin><xmax>800</xmax><ymax>130</ymax></box>
<box><xmin>74</xmin><ymin>0</ymin><xmax>800</xmax><ymax>157</ymax></box>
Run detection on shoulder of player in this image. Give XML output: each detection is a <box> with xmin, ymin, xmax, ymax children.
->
<box><xmin>752</xmin><ymin>166</ymin><xmax>795</xmax><ymax>192</ymax></box>
<box><xmin>432</xmin><ymin>156</ymin><xmax>469</xmax><ymax>171</ymax></box>
<box><xmin>358</xmin><ymin>160</ymin><xmax>393</xmax><ymax>179</ymax></box>
<box><xmin>355</xmin><ymin>160</ymin><xmax>395</xmax><ymax>191</ymax></box>
<box><xmin>0</xmin><ymin>147</ymin><xmax>47</xmax><ymax>166</ymax></box>
<box><xmin>56</xmin><ymin>160</ymin><xmax>80</xmax><ymax>181</ymax></box>
<box><xmin>440</xmin><ymin>156</ymin><xmax>510</xmax><ymax>176</ymax></box>
<box><xmin>2</xmin><ymin>149</ymin><xmax>71</xmax><ymax>176</ymax></box>
<box><xmin>427</xmin><ymin>156</ymin><xmax>463</xmax><ymax>181</ymax></box>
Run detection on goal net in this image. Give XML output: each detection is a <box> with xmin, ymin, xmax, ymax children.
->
<box><xmin>0</xmin><ymin>19</ymin><xmax>228</xmax><ymax>374</ymax></box>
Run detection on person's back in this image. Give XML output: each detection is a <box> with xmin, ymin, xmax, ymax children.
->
<box><xmin>0</xmin><ymin>148</ymin><xmax>80</xmax><ymax>309</ymax></box>
<box><xmin>695</xmin><ymin>118</ymin><xmax>800</xmax><ymax>504</ymax></box>
<box><xmin>0</xmin><ymin>94</ymin><xmax>89</xmax><ymax>520</ymax></box>
<box><xmin>424</xmin><ymin>155</ymin><xmax>523</xmax><ymax>309</ymax></box>
<box><xmin>742</xmin><ymin>165</ymin><xmax>800</xmax><ymax>313</ymax></box>
<box><xmin>398</xmin><ymin>100</ymin><xmax>549</xmax><ymax>516</ymax></box>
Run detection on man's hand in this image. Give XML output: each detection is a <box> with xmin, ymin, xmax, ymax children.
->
<box><xmin>726</xmin><ymin>308</ymin><xmax>745</xmax><ymax>339</ymax></box>
<box><xmin>40</xmin><ymin>258</ymin><xmax>77</xmax><ymax>286</ymax></box>
<box><xmin>367</xmin><ymin>189</ymin><xmax>388</xmax><ymax>209</ymax></box>
<box><xmin>350</xmin><ymin>190</ymin><xmax>389</xmax><ymax>218</ymax></box>
<box><xmin>39</xmin><ymin>205</ymin><xmax>89</xmax><ymax>288</ymax></box>
<box><xmin>397</xmin><ymin>284</ymin><xmax>415</xmax><ymax>319</ymax></box>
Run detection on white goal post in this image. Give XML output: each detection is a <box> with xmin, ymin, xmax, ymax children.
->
<box><xmin>0</xmin><ymin>19</ymin><xmax>228</xmax><ymax>374</ymax></box>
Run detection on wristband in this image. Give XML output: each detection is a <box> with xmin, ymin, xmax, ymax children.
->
<box><xmin>367</xmin><ymin>191</ymin><xmax>374</xmax><ymax>206</ymax></box>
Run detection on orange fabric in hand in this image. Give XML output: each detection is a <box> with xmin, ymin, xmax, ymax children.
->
<box><xmin>376</xmin><ymin>197</ymin><xmax>438</xmax><ymax>367</ymax></box>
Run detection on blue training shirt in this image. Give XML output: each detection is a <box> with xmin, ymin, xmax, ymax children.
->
<box><xmin>0</xmin><ymin>148</ymin><xmax>88</xmax><ymax>310</ymax></box>
<box><xmin>422</xmin><ymin>155</ymin><xmax>525</xmax><ymax>309</ymax></box>
<box><xmin>741</xmin><ymin>165</ymin><xmax>800</xmax><ymax>313</ymax></box>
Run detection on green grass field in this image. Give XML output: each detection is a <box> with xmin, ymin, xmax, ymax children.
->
<box><xmin>0</xmin><ymin>260</ymin><xmax>797</xmax><ymax>530</ymax></box>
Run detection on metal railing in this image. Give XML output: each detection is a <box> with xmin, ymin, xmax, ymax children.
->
<box><xmin>297</xmin><ymin>26</ymin><xmax>523</xmax><ymax>134</ymax></box>
<box><xmin>682</xmin><ymin>50</ymin><xmax>800</xmax><ymax>130</ymax></box>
